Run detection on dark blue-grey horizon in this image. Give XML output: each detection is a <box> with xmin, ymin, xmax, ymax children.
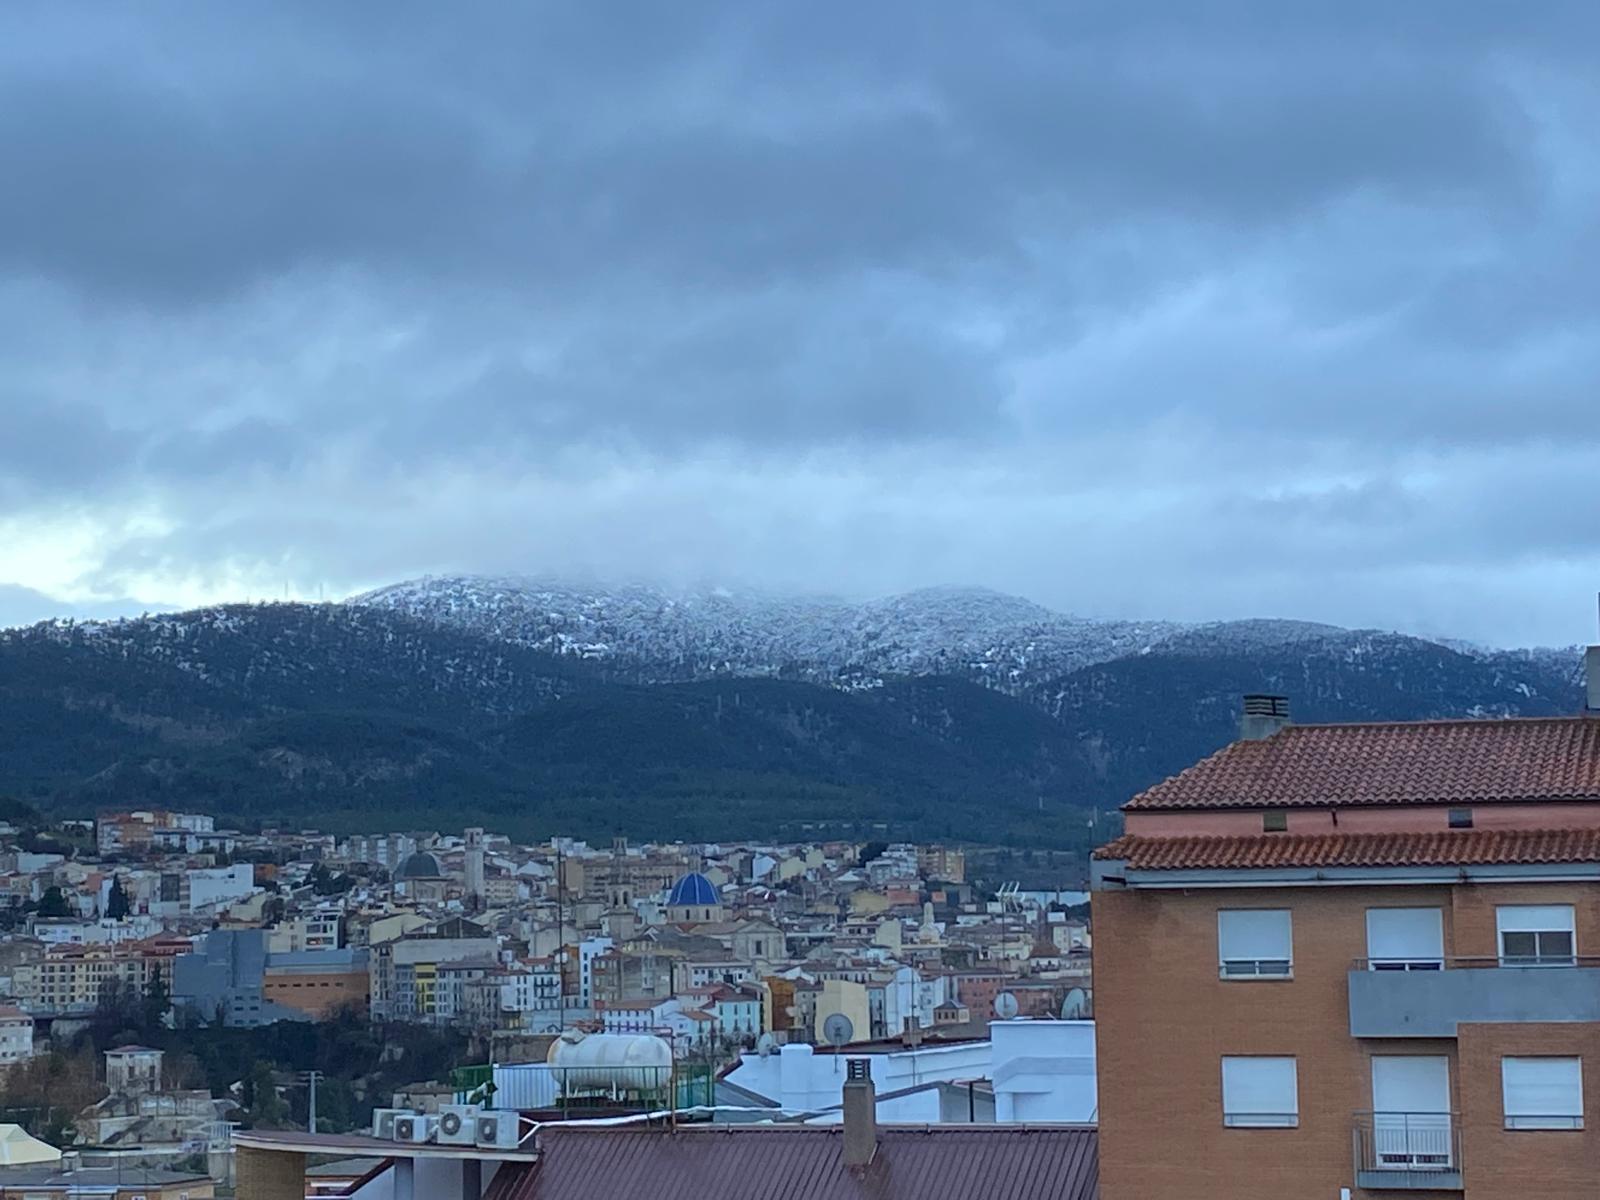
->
<box><xmin>3</xmin><ymin>2</ymin><xmax>1599</xmax><ymax>646</ymax></box>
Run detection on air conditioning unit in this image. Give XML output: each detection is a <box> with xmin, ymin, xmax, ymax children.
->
<box><xmin>476</xmin><ymin>1111</ymin><xmax>522</xmax><ymax>1149</ymax></box>
<box><xmin>436</xmin><ymin>1103</ymin><xmax>479</xmax><ymax>1145</ymax></box>
<box><xmin>371</xmin><ymin>1108</ymin><xmax>409</xmax><ymax>1140</ymax></box>
<box><xmin>393</xmin><ymin>1114</ymin><xmax>436</xmax><ymax>1143</ymax></box>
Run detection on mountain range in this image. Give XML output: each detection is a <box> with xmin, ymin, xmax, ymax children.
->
<box><xmin>0</xmin><ymin>576</ymin><xmax>1586</xmax><ymax>849</ymax></box>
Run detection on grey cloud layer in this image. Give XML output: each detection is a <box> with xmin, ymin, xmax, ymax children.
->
<box><xmin>2</xmin><ymin>2</ymin><xmax>1598</xmax><ymax>643</ymax></box>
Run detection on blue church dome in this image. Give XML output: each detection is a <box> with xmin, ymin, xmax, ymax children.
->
<box><xmin>667</xmin><ymin>872</ymin><xmax>719</xmax><ymax>907</ymax></box>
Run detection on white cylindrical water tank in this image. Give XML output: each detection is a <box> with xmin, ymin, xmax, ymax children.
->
<box><xmin>546</xmin><ymin>1032</ymin><xmax>673</xmax><ymax>1093</ymax></box>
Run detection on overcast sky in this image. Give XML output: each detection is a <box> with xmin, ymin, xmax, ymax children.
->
<box><xmin>3</xmin><ymin>3</ymin><xmax>1599</xmax><ymax>646</ymax></box>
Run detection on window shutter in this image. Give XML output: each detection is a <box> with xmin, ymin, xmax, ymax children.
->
<box><xmin>1366</xmin><ymin>909</ymin><xmax>1444</xmax><ymax>962</ymax></box>
<box><xmin>1496</xmin><ymin>906</ymin><xmax>1575</xmax><ymax>934</ymax></box>
<box><xmin>1218</xmin><ymin>910</ymin><xmax>1292</xmax><ymax>962</ymax></box>
<box><xmin>1503</xmin><ymin>1058</ymin><xmax>1583</xmax><ymax>1128</ymax></box>
<box><xmin>1222</xmin><ymin>1056</ymin><xmax>1298</xmax><ymax>1126</ymax></box>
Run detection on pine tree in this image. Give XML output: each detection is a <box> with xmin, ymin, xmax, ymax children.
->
<box><xmin>106</xmin><ymin>876</ymin><xmax>130</xmax><ymax>920</ymax></box>
<box><xmin>141</xmin><ymin>965</ymin><xmax>171</xmax><ymax>1035</ymax></box>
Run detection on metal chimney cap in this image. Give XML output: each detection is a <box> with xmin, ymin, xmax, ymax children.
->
<box><xmin>1242</xmin><ymin>694</ymin><xmax>1290</xmax><ymax>717</ymax></box>
<box><xmin>846</xmin><ymin>1058</ymin><xmax>871</xmax><ymax>1081</ymax></box>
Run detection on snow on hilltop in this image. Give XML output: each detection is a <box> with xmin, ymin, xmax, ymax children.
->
<box><xmin>341</xmin><ymin>574</ymin><xmax>1279</xmax><ymax>690</ymax></box>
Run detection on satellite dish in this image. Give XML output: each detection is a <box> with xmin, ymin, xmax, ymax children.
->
<box><xmin>822</xmin><ymin>1013</ymin><xmax>855</xmax><ymax>1047</ymax></box>
<box><xmin>756</xmin><ymin>1033</ymin><xmax>777</xmax><ymax>1058</ymax></box>
<box><xmin>1060</xmin><ymin>987</ymin><xmax>1090</xmax><ymax>1020</ymax></box>
<box><xmin>994</xmin><ymin>991</ymin><xmax>1020</xmax><ymax>1020</ymax></box>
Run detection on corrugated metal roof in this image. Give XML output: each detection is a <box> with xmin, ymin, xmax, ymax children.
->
<box><xmin>484</xmin><ymin>1125</ymin><xmax>1098</xmax><ymax>1200</ymax></box>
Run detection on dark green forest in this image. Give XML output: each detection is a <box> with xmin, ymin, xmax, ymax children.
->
<box><xmin>0</xmin><ymin>604</ymin><xmax>1583</xmax><ymax>850</ymax></box>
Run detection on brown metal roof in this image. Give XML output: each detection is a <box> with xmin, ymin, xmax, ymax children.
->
<box><xmin>484</xmin><ymin>1125</ymin><xmax>1098</xmax><ymax>1200</ymax></box>
<box><xmin>1123</xmin><ymin>716</ymin><xmax>1600</xmax><ymax>811</ymax></box>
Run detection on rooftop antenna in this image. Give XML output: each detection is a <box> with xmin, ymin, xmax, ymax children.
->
<box><xmin>1060</xmin><ymin>987</ymin><xmax>1090</xmax><ymax>1020</ymax></box>
<box><xmin>821</xmin><ymin>1012</ymin><xmax>854</xmax><ymax>1072</ymax></box>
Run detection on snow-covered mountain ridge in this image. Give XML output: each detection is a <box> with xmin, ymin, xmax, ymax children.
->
<box><xmin>346</xmin><ymin>574</ymin><xmax>1580</xmax><ymax>694</ymax></box>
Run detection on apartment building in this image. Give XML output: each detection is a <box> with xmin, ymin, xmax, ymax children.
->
<box><xmin>917</xmin><ymin>844</ymin><xmax>967</xmax><ymax>884</ymax></box>
<box><xmin>0</xmin><ymin>1005</ymin><xmax>34</xmax><ymax>1063</ymax></box>
<box><xmin>264</xmin><ymin>914</ymin><xmax>341</xmax><ymax>953</ymax></box>
<box><xmin>368</xmin><ymin>918</ymin><xmax>499</xmax><ymax>1021</ymax></box>
<box><xmin>1093</xmin><ymin>659</ymin><xmax>1600</xmax><ymax>1199</ymax></box>
<box><xmin>13</xmin><ymin>938</ymin><xmax>186</xmax><ymax>1016</ymax></box>
<box><xmin>96</xmin><ymin>810</ymin><xmax>213</xmax><ymax>856</ymax></box>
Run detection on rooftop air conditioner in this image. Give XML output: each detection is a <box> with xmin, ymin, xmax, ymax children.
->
<box><xmin>393</xmin><ymin>1114</ymin><xmax>436</xmax><ymax>1144</ymax></box>
<box><xmin>436</xmin><ymin>1103</ymin><xmax>479</xmax><ymax>1146</ymax></box>
<box><xmin>371</xmin><ymin>1108</ymin><xmax>408</xmax><ymax>1140</ymax></box>
<box><xmin>476</xmin><ymin>1111</ymin><xmax>522</xmax><ymax>1149</ymax></box>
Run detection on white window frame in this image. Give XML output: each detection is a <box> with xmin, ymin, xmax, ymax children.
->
<box><xmin>1366</xmin><ymin>908</ymin><xmax>1444</xmax><ymax>971</ymax></box>
<box><xmin>1221</xmin><ymin>1056</ymin><xmax>1299</xmax><ymax>1128</ymax></box>
<box><xmin>1218</xmin><ymin>909</ymin><xmax>1293</xmax><ymax>979</ymax></box>
<box><xmin>1502</xmin><ymin>1057</ymin><xmax>1584</xmax><ymax>1130</ymax></box>
<box><xmin>1496</xmin><ymin>905</ymin><xmax>1576</xmax><ymax>967</ymax></box>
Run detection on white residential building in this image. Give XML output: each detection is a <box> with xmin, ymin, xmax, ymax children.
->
<box><xmin>0</xmin><ymin>1006</ymin><xmax>34</xmax><ymax>1063</ymax></box>
<box><xmin>724</xmin><ymin>1020</ymin><xmax>1097</xmax><ymax>1124</ymax></box>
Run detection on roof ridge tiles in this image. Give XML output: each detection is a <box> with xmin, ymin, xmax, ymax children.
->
<box><xmin>1095</xmin><ymin>826</ymin><xmax>1600</xmax><ymax>871</ymax></box>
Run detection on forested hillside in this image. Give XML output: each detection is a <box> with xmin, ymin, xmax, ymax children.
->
<box><xmin>0</xmin><ymin>599</ymin><xmax>1584</xmax><ymax>848</ymax></box>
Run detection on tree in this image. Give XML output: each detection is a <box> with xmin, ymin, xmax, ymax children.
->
<box><xmin>91</xmin><ymin>976</ymin><xmax>138</xmax><ymax>1045</ymax></box>
<box><xmin>857</xmin><ymin>841</ymin><xmax>889</xmax><ymax>867</ymax></box>
<box><xmin>244</xmin><ymin>1060</ymin><xmax>289</xmax><ymax>1128</ymax></box>
<box><xmin>36</xmin><ymin>887</ymin><xmax>69</xmax><ymax>918</ymax></box>
<box><xmin>0</xmin><ymin>1046</ymin><xmax>105</xmax><ymax>1143</ymax></box>
<box><xmin>106</xmin><ymin>876</ymin><xmax>130</xmax><ymax>920</ymax></box>
<box><xmin>141</xmin><ymin>964</ymin><xmax>171</xmax><ymax>1035</ymax></box>
<box><xmin>310</xmin><ymin>863</ymin><xmax>354</xmax><ymax>897</ymax></box>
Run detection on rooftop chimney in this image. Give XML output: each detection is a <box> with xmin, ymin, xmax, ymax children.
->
<box><xmin>1239</xmin><ymin>694</ymin><xmax>1291</xmax><ymax>741</ymax></box>
<box><xmin>842</xmin><ymin>1058</ymin><xmax>877</xmax><ymax>1168</ymax></box>
<box><xmin>1587</xmin><ymin>647</ymin><xmax>1600</xmax><ymax>714</ymax></box>
<box><xmin>901</xmin><ymin>1017</ymin><xmax>923</xmax><ymax>1049</ymax></box>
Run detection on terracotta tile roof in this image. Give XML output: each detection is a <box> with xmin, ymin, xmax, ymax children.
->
<box><xmin>485</xmin><ymin>1126</ymin><xmax>1098</xmax><ymax>1200</ymax></box>
<box><xmin>1125</xmin><ymin>716</ymin><xmax>1600</xmax><ymax>811</ymax></box>
<box><xmin>1094</xmin><ymin>828</ymin><xmax>1600</xmax><ymax>871</ymax></box>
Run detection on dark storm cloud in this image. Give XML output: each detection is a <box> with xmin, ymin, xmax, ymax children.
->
<box><xmin>0</xmin><ymin>3</ymin><xmax>1537</xmax><ymax>304</ymax></box>
<box><xmin>2</xmin><ymin>1</ymin><xmax>1599</xmax><ymax>644</ymax></box>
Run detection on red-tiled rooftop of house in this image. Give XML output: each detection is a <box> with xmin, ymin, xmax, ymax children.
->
<box><xmin>1094</xmin><ymin>827</ymin><xmax>1600</xmax><ymax>871</ymax></box>
<box><xmin>1124</xmin><ymin>716</ymin><xmax>1600</xmax><ymax>811</ymax></box>
<box><xmin>484</xmin><ymin>1125</ymin><xmax>1099</xmax><ymax>1200</ymax></box>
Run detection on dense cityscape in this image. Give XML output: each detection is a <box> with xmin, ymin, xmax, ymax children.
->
<box><xmin>0</xmin><ymin>807</ymin><xmax>1096</xmax><ymax>1192</ymax></box>
<box><xmin>6</xmin><ymin>2</ymin><xmax>1597</xmax><ymax>1197</ymax></box>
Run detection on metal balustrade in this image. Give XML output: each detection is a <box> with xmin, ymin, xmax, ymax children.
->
<box><xmin>1353</xmin><ymin>1111</ymin><xmax>1462</xmax><ymax>1191</ymax></box>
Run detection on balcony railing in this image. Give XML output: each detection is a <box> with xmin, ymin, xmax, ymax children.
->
<box><xmin>1353</xmin><ymin>1111</ymin><xmax>1462</xmax><ymax>1191</ymax></box>
<box><xmin>451</xmin><ymin>1063</ymin><xmax>716</xmax><ymax>1114</ymax></box>
<box><xmin>1218</xmin><ymin>958</ymin><xmax>1292</xmax><ymax>979</ymax></box>
<box><xmin>1353</xmin><ymin>955</ymin><xmax>1600</xmax><ymax>971</ymax></box>
<box><xmin>1348</xmin><ymin>958</ymin><xmax>1600</xmax><ymax>1037</ymax></box>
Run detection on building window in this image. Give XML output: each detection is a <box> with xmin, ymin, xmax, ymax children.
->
<box><xmin>1366</xmin><ymin>908</ymin><xmax>1444</xmax><ymax>971</ymax></box>
<box><xmin>1217</xmin><ymin>909</ymin><xmax>1293</xmax><ymax>978</ymax></box>
<box><xmin>1221</xmin><ymin>1057</ymin><xmax>1298</xmax><ymax>1127</ymax></box>
<box><xmin>1497</xmin><ymin>905</ymin><xmax>1576</xmax><ymax>967</ymax></box>
<box><xmin>1261</xmin><ymin>811</ymin><xmax>1287</xmax><ymax>833</ymax></box>
<box><xmin>1447</xmin><ymin>808</ymin><xmax>1473</xmax><ymax>829</ymax></box>
<box><xmin>1503</xmin><ymin>1057</ymin><xmax>1583</xmax><ymax>1130</ymax></box>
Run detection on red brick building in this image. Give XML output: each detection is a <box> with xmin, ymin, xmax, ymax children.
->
<box><xmin>1093</xmin><ymin>660</ymin><xmax>1600</xmax><ymax>1199</ymax></box>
